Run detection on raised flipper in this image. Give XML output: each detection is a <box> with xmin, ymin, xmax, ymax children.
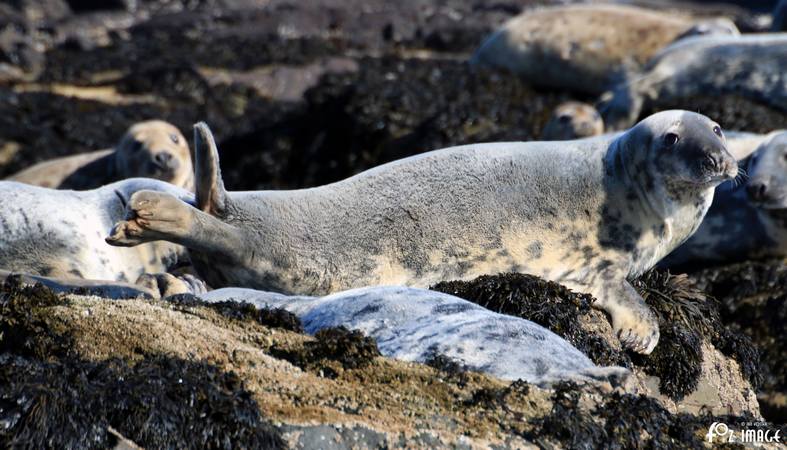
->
<box><xmin>194</xmin><ymin>122</ymin><xmax>228</xmax><ymax>216</ymax></box>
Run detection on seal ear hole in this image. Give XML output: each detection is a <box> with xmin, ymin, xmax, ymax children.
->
<box><xmin>712</xmin><ymin>126</ymin><xmax>723</xmax><ymax>137</ymax></box>
<box><xmin>663</xmin><ymin>133</ymin><xmax>679</xmax><ymax>147</ymax></box>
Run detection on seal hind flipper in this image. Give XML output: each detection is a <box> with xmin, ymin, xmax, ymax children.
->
<box><xmin>194</xmin><ymin>122</ymin><xmax>228</xmax><ymax>216</ymax></box>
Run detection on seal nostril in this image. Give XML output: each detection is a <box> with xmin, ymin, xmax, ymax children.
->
<box><xmin>154</xmin><ymin>152</ymin><xmax>174</xmax><ymax>167</ymax></box>
<box><xmin>747</xmin><ymin>182</ymin><xmax>768</xmax><ymax>201</ymax></box>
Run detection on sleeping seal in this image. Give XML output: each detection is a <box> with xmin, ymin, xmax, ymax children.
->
<box><xmin>662</xmin><ymin>131</ymin><xmax>787</xmax><ymax>268</ymax></box>
<box><xmin>7</xmin><ymin>120</ymin><xmax>194</xmax><ymax>190</ymax></box>
<box><xmin>198</xmin><ymin>285</ymin><xmax>629</xmax><ymax>386</ymax></box>
<box><xmin>601</xmin><ymin>34</ymin><xmax>787</xmax><ymax>130</ymax></box>
<box><xmin>106</xmin><ymin>110</ymin><xmax>737</xmax><ymax>354</ymax></box>
<box><xmin>471</xmin><ymin>4</ymin><xmax>738</xmax><ymax>95</ymax></box>
<box><xmin>0</xmin><ymin>178</ymin><xmax>192</xmax><ymax>282</ymax></box>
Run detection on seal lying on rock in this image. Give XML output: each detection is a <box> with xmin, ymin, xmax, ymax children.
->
<box><xmin>601</xmin><ymin>34</ymin><xmax>787</xmax><ymax>130</ymax></box>
<box><xmin>107</xmin><ymin>111</ymin><xmax>737</xmax><ymax>354</ymax></box>
<box><xmin>198</xmin><ymin>285</ymin><xmax>630</xmax><ymax>385</ymax></box>
<box><xmin>7</xmin><ymin>120</ymin><xmax>194</xmax><ymax>190</ymax></box>
<box><xmin>0</xmin><ymin>178</ymin><xmax>192</xmax><ymax>283</ymax></box>
<box><xmin>541</xmin><ymin>102</ymin><xmax>604</xmax><ymax>140</ymax></box>
<box><xmin>662</xmin><ymin>131</ymin><xmax>787</xmax><ymax>268</ymax></box>
<box><xmin>471</xmin><ymin>4</ymin><xmax>739</xmax><ymax>96</ymax></box>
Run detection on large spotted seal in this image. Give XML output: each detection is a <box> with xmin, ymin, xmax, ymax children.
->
<box><xmin>541</xmin><ymin>102</ymin><xmax>604</xmax><ymax>140</ymax></box>
<box><xmin>470</xmin><ymin>4</ymin><xmax>738</xmax><ymax>96</ymax></box>
<box><xmin>106</xmin><ymin>111</ymin><xmax>737</xmax><ymax>354</ymax></box>
<box><xmin>662</xmin><ymin>131</ymin><xmax>787</xmax><ymax>268</ymax></box>
<box><xmin>601</xmin><ymin>34</ymin><xmax>787</xmax><ymax>130</ymax></box>
<box><xmin>7</xmin><ymin>120</ymin><xmax>194</xmax><ymax>190</ymax></box>
<box><xmin>0</xmin><ymin>178</ymin><xmax>192</xmax><ymax>283</ymax></box>
<box><xmin>199</xmin><ymin>285</ymin><xmax>629</xmax><ymax>385</ymax></box>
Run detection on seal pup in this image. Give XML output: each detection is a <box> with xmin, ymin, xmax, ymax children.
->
<box><xmin>662</xmin><ymin>131</ymin><xmax>787</xmax><ymax>268</ymax></box>
<box><xmin>0</xmin><ymin>178</ymin><xmax>192</xmax><ymax>283</ymax></box>
<box><xmin>198</xmin><ymin>285</ymin><xmax>630</xmax><ymax>386</ymax></box>
<box><xmin>7</xmin><ymin>120</ymin><xmax>194</xmax><ymax>190</ymax></box>
<box><xmin>541</xmin><ymin>102</ymin><xmax>604</xmax><ymax>140</ymax></box>
<box><xmin>470</xmin><ymin>4</ymin><xmax>739</xmax><ymax>96</ymax></box>
<box><xmin>601</xmin><ymin>34</ymin><xmax>787</xmax><ymax>130</ymax></box>
<box><xmin>106</xmin><ymin>111</ymin><xmax>737</xmax><ymax>354</ymax></box>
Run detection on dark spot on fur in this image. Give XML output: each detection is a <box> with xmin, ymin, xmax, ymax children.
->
<box><xmin>527</xmin><ymin>241</ymin><xmax>543</xmax><ymax>259</ymax></box>
<box><xmin>432</xmin><ymin>303</ymin><xmax>476</xmax><ymax>315</ymax></box>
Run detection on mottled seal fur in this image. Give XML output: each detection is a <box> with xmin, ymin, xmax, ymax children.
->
<box><xmin>107</xmin><ymin>111</ymin><xmax>737</xmax><ymax>354</ymax></box>
<box><xmin>7</xmin><ymin>120</ymin><xmax>194</xmax><ymax>190</ymax></box>
<box><xmin>541</xmin><ymin>102</ymin><xmax>604</xmax><ymax>140</ymax></box>
<box><xmin>601</xmin><ymin>34</ymin><xmax>787</xmax><ymax>129</ymax></box>
<box><xmin>662</xmin><ymin>131</ymin><xmax>787</xmax><ymax>268</ymax></box>
<box><xmin>471</xmin><ymin>4</ymin><xmax>738</xmax><ymax>95</ymax></box>
<box><xmin>0</xmin><ymin>178</ymin><xmax>192</xmax><ymax>283</ymax></box>
<box><xmin>199</xmin><ymin>285</ymin><xmax>629</xmax><ymax>386</ymax></box>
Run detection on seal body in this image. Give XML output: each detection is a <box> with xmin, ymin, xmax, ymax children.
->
<box><xmin>107</xmin><ymin>111</ymin><xmax>737</xmax><ymax>354</ymax></box>
<box><xmin>601</xmin><ymin>34</ymin><xmax>787</xmax><ymax>129</ymax></box>
<box><xmin>541</xmin><ymin>102</ymin><xmax>604</xmax><ymax>140</ymax></box>
<box><xmin>0</xmin><ymin>178</ymin><xmax>191</xmax><ymax>282</ymax></box>
<box><xmin>663</xmin><ymin>131</ymin><xmax>787</xmax><ymax>268</ymax></box>
<box><xmin>7</xmin><ymin>120</ymin><xmax>194</xmax><ymax>190</ymax></box>
<box><xmin>200</xmin><ymin>285</ymin><xmax>629</xmax><ymax>385</ymax></box>
<box><xmin>471</xmin><ymin>4</ymin><xmax>738</xmax><ymax>95</ymax></box>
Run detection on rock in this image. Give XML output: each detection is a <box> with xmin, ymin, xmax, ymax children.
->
<box><xmin>0</xmin><ymin>282</ymin><xmax>775</xmax><ymax>448</ymax></box>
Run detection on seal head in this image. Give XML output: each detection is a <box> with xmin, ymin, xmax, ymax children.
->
<box><xmin>619</xmin><ymin>111</ymin><xmax>737</xmax><ymax>215</ymax></box>
<box><xmin>541</xmin><ymin>102</ymin><xmax>604</xmax><ymax>140</ymax></box>
<box><xmin>746</xmin><ymin>133</ymin><xmax>787</xmax><ymax>209</ymax></box>
<box><xmin>114</xmin><ymin>120</ymin><xmax>194</xmax><ymax>190</ymax></box>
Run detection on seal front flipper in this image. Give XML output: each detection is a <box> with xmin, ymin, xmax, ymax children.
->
<box><xmin>594</xmin><ymin>278</ymin><xmax>659</xmax><ymax>355</ymax></box>
<box><xmin>194</xmin><ymin>122</ymin><xmax>228</xmax><ymax>216</ymax></box>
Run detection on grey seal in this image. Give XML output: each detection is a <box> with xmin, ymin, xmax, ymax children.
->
<box><xmin>0</xmin><ymin>178</ymin><xmax>192</xmax><ymax>283</ymax></box>
<box><xmin>106</xmin><ymin>110</ymin><xmax>737</xmax><ymax>354</ymax></box>
<box><xmin>471</xmin><ymin>4</ymin><xmax>739</xmax><ymax>95</ymax></box>
<box><xmin>601</xmin><ymin>34</ymin><xmax>787</xmax><ymax>130</ymax></box>
<box><xmin>541</xmin><ymin>102</ymin><xmax>604</xmax><ymax>140</ymax></box>
<box><xmin>662</xmin><ymin>131</ymin><xmax>787</xmax><ymax>268</ymax></box>
<box><xmin>198</xmin><ymin>285</ymin><xmax>630</xmax><ymax>386</ymax></box>
<box><xmin>7</xmin><ymin>120</ymin><xmax>194</xmax><ymax>190</ymax></box>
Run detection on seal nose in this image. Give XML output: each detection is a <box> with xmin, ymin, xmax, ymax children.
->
<box><xmin>153</xmin><ymin>152</ymin><xmax>175</xmax><ymax>169</ymax></box>
<box><xmin>747</xmin><ymin>181</ymin><xmax>769</xmax><ymax>203</ymax></box>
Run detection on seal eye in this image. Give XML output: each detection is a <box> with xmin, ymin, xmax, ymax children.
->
<box><xmin>170</xmin><ymin>133</ymin><xmax>180</xmax><ymax>144</ymax></box>
<box><xmin>713</xmin><ymin>126</ymin><xmax>723</xmax><ymax>137</ymax></box>
<box><xmin>663</xmin><ymin>133</ymin><xmax>679</xmax><ymax>147</ymax></box>
<box><xmin>558</xmin><ymin>114</ymin><xmax>572</xmax><ymax>124</ymax></box>
<box><xmin>130</xmin><ymin>140</ymin><xmax>143</xmax><ymax>152</ymax></box>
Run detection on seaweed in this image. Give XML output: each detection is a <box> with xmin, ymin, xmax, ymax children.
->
<box><xmin>690</xmin><ymin>260</ymin><xmax>787</xmax><ymax>422</ymax></box>
<box><xmin>527</xmin><ymin>382</ymin><xmax>761</xmax><ymax>450</ymax></box>
<box><xmin>271</xmin><ymin>326</ymin><xmax>380</xmax><ymax>378</ymax></box>
<box><xmin>633</xmin><ymin>270</ymin><xmax>761</xmax><ymax>399</ymax></box>
<box><xmin>0</xmin><ymin>278</ymin><xmax>73</xmax><ymax>359</ymax></box>
<box><xmin>0</xmin><ymin>354</ymin><xmax>284</xmax><ymax>450</ymax></box>
<box><xmin>167</xmin><ymin>293</ymin><xmax>303</xmax><ymax>332</ymax></box>
<box><xmin>431</xmin><ymin>272</ymin><xmax>631</xmax><ymax>368</ymax></box>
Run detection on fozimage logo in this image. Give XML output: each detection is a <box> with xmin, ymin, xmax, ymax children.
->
<box><xmin>706</xmin><ymin>421</ymin><xmax>782</xmax><ymax>444</ymax></box>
